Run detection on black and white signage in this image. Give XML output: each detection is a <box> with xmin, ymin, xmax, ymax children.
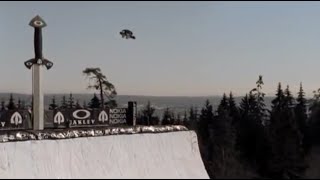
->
<box><xmin>68</xmin><ymin>109</ymin><xmax>98</xmax><ymax>127</ymax></box>
<box><xmin>51</xmin><ymin>107</ymin><xmax>128</xmax><ymax>128</ymax></box>
<box><xmin>109</xmin><ymin>108</ymin><xmax>127</xmax><ymax>124</ymax></box>
<box><xmin>0</xmin><ymin>110</ymin><xmax>32</xmax><ymax>130</ymax></box>
<box><xmin>69</xmin><ymin>109</ymin><xmax>96</xmax><ymax>127</ymax></box>
<box><xmin>0</xmin><ymin>102</ymin><xmax>137</xmax><ymax>131</ymax></box>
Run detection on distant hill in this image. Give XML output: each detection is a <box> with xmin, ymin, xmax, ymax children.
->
<box><xmin>0</xmin><ymin>93</ymin><xmax>311</xmax><ymax>118</ymax></box>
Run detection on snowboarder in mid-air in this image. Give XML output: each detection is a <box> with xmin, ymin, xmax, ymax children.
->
<box><xmin>120</xmin><ymin>29</ymin><xmax>135</xmax><ymax>39</ymax></box>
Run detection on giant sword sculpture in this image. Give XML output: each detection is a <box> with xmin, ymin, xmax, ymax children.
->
<box><xmin>24</xmin><ymin>15</ymin><xmax>53</xmax><ymax>130</ymax></box>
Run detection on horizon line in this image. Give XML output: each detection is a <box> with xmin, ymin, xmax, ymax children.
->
<box><xmin>0</xmin><ymin>92</ymin><xmax>314</xmax><ymax>99</ymax></box>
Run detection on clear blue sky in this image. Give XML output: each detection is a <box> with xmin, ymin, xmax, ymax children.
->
<box><xmin>1</xmin><ymin>1</ymin><xmax>320</xmax><ymax>97</ymax></box>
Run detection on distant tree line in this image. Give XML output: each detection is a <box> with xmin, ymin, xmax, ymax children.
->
<box><xmin>136</xmin><ymin>101</ymin><xmax>188</xmax><ymax>126</ymax></box>
<box><xmin>49</xmin><ymin>93</ymin><xmax>117</xmax><ymax>110</ymax></box>
<box><xmin>135</xmin><ymin>75</ymin><xmax>320</xmax><ymax>178</ymax></box>
<box><xmin>0</xmin><ymin>93</ymin><xmax>27</xmax><ymax>111</ymax></box>
<box><xmin>176</xmin><ymin>75</ymin><xmax>319</xmax><ymax>179</ymax></box>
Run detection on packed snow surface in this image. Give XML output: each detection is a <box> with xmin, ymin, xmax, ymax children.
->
<box><xmin>0</xmin><ymin>131</ymin><xmax>209</xmax><ymax>179</ymax></box>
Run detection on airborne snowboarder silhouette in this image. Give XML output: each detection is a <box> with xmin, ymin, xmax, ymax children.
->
<box><xmin>120</xmin><ymin>29</ymin><xmax>135</xmax><ymax>39</ymax></box>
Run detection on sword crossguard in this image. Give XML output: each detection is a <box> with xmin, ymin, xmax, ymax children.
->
<box><xmin>24</xmin><ymin>58</ymin><xmax>53</xmax><ymax>70</ymax></box>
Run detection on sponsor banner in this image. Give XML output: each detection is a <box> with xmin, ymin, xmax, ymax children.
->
<box><xmin>0</xmin><ymin>102</ymin><xmax>137</xmax><ymax>131</ymax></box>
<box><xmin>0</xmin><ymin>110</ymin><xmax>32</xmax><ymax>130</ymax></box>
<box><xmin>109</xmin><ymin>108</ymin><xmax>127</xmax><ymax>125</ymax></box>
<box><xmin>51</xmin><ymin>108</ymin><xmax>128</xmax><ymax>128</ymax></box>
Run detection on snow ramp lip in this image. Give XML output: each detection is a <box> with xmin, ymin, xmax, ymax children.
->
<box><xmin>0</xmin><ymin>125</ymin><xmax>188</xmax><ymax>143</ymax></box>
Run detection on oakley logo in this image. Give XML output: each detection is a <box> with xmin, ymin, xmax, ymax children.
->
<box><xmin>73</xmin><ymin>109</ymin><xmax>91</xmax><ymax>119</ymax></box>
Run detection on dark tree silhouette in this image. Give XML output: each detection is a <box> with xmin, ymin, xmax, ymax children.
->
<box><xmin>175</xmin><ymin>113</ymin><xmax>182</xmax><ymax>125</ymax></box>
<box><xmin>268</xmin><ymin>84</ymin><xmax>306</xmax><ymax>178</ymax></box>
<box><xmin>229</xmin><ymin>91</ymin><xmax>240</xmax><ymax>124</ymax></box>
<box><xmin>237</xmin><ymin>83</ymin><xmax>271</xmax><ymax>177</ymax></box>
<box><xmin>17</xmin><ymin>99</ymin><xmax>22</xmax><ymax>109</ymax></box>
<box><xmin>20</xmin><ymin>100</ymin><xmax>26</xmax><ymax>110</ymax></box>
<box><xmin>68</xmin><ymin>93</ymin><xmax>75</xmax><ymax>109</ymax></box>
<box><xmin>250</xmin><ymin>75</ymin><xmax>267</xmax><ymax>125</ymax></box>
<box><xmin>294</xmin><ymin>83</ymin><xmax>310</xmax><ymax>154</ymax></box>
<box><xmin>1</xmin><ymin>99</ymin><xmax>5</xmax><ymax>111</ymax></box>
<box><xmin>271</xmin><ymin>83</ymin><xmax>285</xmax><ymax>114</ymax></box>
<box><xmin>284</xmin><ymin>85</ymin><xmax>295</xmax><ymax>109</ymax></box>
<box><xmin>7</xmin><ymin>94</ymin><xmax>16</xmax><ymax>110</ymax></box>
<box><xmin>75</xmin><ymin>100</ymin><xmax>82</xmax><ymax>109</ymax></box>
<box><xmin>60</xmin><ymin>95</ymin><xmax>68</xmax><ymax>109</ymax></box>
<box><xmin>185</xmin><ymin>106</ymin><xmax>198</xmax><ymax>130</ymax></box>
<box><xmin>199</xmin><ymin>100</ymin><xmax>214</xmax><ymax>143</ymax></box>
<box><xmin>83</xmin><ymin>100</ymin><xmax>88</xmax><ymax>109</ymax></box>
<box><xmin>162</xmin><ymin>107</ymin><xmax>174</xmax><ymax>125</ymax></box>
<box><xmin>308</xmin><ymin>88</ymin><xmax>320</xmax><ymax>145</ymax></box>
<box><xmin>49</xmin><ymin>96</ymin><xmax>58</xmax><ymax>110</ymax></box>
<box><xmin>217</xmin><ymin>93</ymin><xmax>229</xmax><ymax>116</ymax></box>
<box><xmin>142</xmin><ymin>101</ymin><xmax>156</xmax><ymax>125</ymax></box>
<box><xmin>83</xmin><ymin>67</ymin><xmax>117</xmax><ymax>109</ymax></box>
<box><xmin>89</xmin><ymin>93</ymin><xmax>101</xmax><ymax>109</ymax></box>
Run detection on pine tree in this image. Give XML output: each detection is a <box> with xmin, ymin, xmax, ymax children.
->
<box><xmin>209</xmin><ymin>97</ymin><xmax>239</xmax><ymax>178</ymax></box>
<box><xmin>171</xmin><ymin>111</ymin><xmax>176</xmax><ymax>124</ymax></box>
<box><xmin>162</xmin><ymin>107</ymin><xmax>173</xmax><ymax>125</ymax></box>
<box><xmin>238</xmin><ymin>89</ymin><xmax>271</xmax><ymax>176</ymax></box>
<box><xmin>83</xmin><ymin>100</ymin><xmax>88</xmax><ymax>108</ymax></box>
<box><xmin>237</xmin><ymin>92</ymin><xmax>262</xmax><ymax>164</ymax></box>
<box><xmin>199</xmin><ymin>100</ymin><xmax>214</xmax><ymax>142</ymax></box>
<box><xmin>189</xmin><ymin>106</ymin><xmax>195</xmax><ymax>121</ymax></box>
<box><xmin>7</xmin><ymin>94</ymin><xmax>16</xmax><ymax>110</ymax></box>
<box><xmin>20</xmin><ymin>100</ymin><xmax>26</xmax><ymax>110</ymax></box>
<box><xmin>268</xmin><ymin>84</ymin><xmax>306</xmax><ymax>178</ymax></box>
<box><xmin>309</xmin><ymin>88</ymin><xmax>320</xmax><ymax>146</ymax></box>
<box><xmin>83</xmin><ymin>67</ymin><xmax>117</xmax><ymax>109</ymax></box>
<box><xmin>68</xmin><ymin>93</ymin><xmax>75</xmax><ymax>109</ymax></box>
<box><xmin>49</xmin><ymin>96</ymin><xmax>58</xmax><ymax>110</ymax></box>
<box><xmin>136</xmin><ymin>110</ymin><xmax>143</xmax><ymax>125</ymax></box>
<box><xmin>217</xmin><ymin>93</ymin><xmax>229</xmax><ymax>116</ymax></box>
<box><xmin>151</xmin><ymin>116</ymin><xmax>160</xmax><ymax>126</ymax></box>
<box><xmin>17</xmin><ymin>99</ymin><xmax>22</xmax><ymax>109</ymax></box>
<box><xmin>1</xmin><ymin>99</ymin><xmax>5</xmax><ymax>111</ymax></box>
<box><xmin>142</xmin><ymin>101</ymin><xmax>155</xmax><ymax>125</ymax></box>
<box><xmin>284</xmin><ymin>85</ymin><xmax>295</xmax><ymax>109</ymax></box>
<box><xmin>175</xmin><ymin>113</ymin><xmax>182</xmax><ymax>125</ymax></box>
<box><xmin>248</xmin><ymin>91</ymin><xmax>258</xmax><ymax>113</ymax></box>
<box><xmin>238</xmin><ymin>93</ymin><xmax>256</xmax><ymax>158</ymax></box>
<box><xmin>60</xmin><ymin>95</ymin><xmax>68</xmax><ymax>109</ymax></box>
<box><xmin>271</xmin><ymin>83</ymin><xmax>285</xmax><ymax>113</ymax></box>
<box><xmin>104</xmin><ymin>100</ymin><xmax>117</xmax><ymax>108</ymax></box>
<box><xmin>186</xmin><ymin>106</ymin><xmax>197</xmax><ymax>130</ymax></box>
<box><xmin>294</xmin><ymin>83</ymin><xmax>310</xmax><ymax>154</ymax></box>
<box><xmin>229</xmin><ymin>92</ymin><xmax>239</xmax><ymax>124</ymax></box>
<box><xmin>250</xmin><ymin>75</ymin><xmax>267</xmax><ymax>125</ymax></box>
<box><xmin>75</xmin><ymin>100</ymin><xmax>82</xmax><ymax>109</ymax></box>
<box><xmin>183</xmin><ymin>109</ymin><xmax>188</xmax><ymax>126</ymax></box>
<box><xmin>89</xmin><ymin>93</ymin><xmax>101</xmax><ymax>109</ymax></box>
<box><xmin>239</xmin><ymin>94</ymin><xmax>250</xmax><ymax>116</ymax></box>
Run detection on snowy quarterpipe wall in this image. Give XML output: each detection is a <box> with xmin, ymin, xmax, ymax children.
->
<box><xmin>0</xmin><ymin>127</ymin><xmax>209</xmax><ymax>179</ymax></box>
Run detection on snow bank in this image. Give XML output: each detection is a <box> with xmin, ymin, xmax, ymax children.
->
<box><xmin>0</xmin><ymin>131</ymin><xmax>209</xmax><ymax>179</ymax></box>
